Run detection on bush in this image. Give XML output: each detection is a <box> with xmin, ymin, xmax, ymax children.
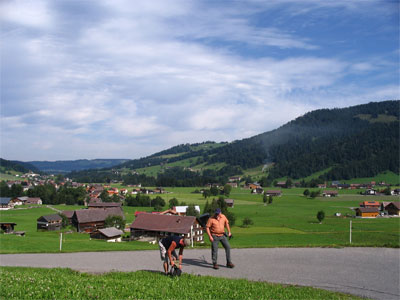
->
<box><xmin>317</xmin><ymin>210</ymin><xmax>325</xmax><ymax>224</ymax></box>
<box><xmin>242</xmin><ymin>217</ymin><xmax>254</xmax><ymax>227</ymax></box>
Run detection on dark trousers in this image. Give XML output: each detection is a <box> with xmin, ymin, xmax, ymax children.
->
<box><xmin>211</xmin><ymin>234</ymin><xmax>231</xmax><ymax>264</ymax></box>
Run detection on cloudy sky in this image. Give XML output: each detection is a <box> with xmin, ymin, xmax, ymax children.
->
<box><xmin>1</xmin><ymin>0</ymin><xmax>398</xmax><ymax>161</ymax></box>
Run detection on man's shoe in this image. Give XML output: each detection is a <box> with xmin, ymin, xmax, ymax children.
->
<box><xmin>227</xmin><ymin>262</ymin><xmax>235</xmax><ymax>268</ymax></box>
<box><xmin>213</xmin><ymin>263</ymin><xmax>219</xmax><ymax>270</ymax></box>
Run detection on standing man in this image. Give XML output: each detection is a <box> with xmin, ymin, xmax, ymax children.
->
<box><xmin>206</xmin><ymin>208</ymin><xmax>235</xmax><ymax>269</ymax></box>
<box><xmin>158</xmin><ymin>235</ymin><xmax>190</xmax><ymax>275</ymax></box>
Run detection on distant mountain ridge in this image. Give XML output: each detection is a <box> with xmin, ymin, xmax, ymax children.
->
<box><xmin>28</xmin><ymin>159</ymin><xmax>130</xmax><ymax>174</ymax></box>
<box><xmin>0</xmin><ymin>158</ymin><xmax>41</xmax><ymax>174</ymax></box>
<box><xmin>65</xmin><ymin>100</ymin><xmax>399</xmax><ymax>184</ymax></box>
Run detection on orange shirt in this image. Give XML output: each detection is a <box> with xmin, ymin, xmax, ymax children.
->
<box><xmin>206</xmin><ymin>213</ymin><xmax>228</xmax><ymax>236</ymax></box>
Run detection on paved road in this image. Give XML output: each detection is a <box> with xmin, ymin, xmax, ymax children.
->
<box><xmin>1</xmin><ymin>247</ymin><xmax>399</xmax><ymax>300</ymax></box>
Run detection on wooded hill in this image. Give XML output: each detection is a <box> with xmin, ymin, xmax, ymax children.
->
<box><xmin>5</xmin><ymin>100</ymin><xmax>399</xmax><ymax>185</ymax></box>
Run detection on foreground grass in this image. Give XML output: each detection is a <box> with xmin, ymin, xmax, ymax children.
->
<box><xmin>0</xmin><ymin>267</ymin><xmax>361</xmax><ymax>300</ymax></box>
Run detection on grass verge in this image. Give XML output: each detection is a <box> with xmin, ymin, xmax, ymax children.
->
<box><xmin>0</xmin><ymin>266</ymin><xmax>362</xmax><ymax>300</ymax></box>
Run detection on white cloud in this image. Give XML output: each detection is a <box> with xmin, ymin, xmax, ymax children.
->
<box><xmin>0</xmin><ymin>0</ymin><xmax>397</xmax><ymax>161</ymax></box>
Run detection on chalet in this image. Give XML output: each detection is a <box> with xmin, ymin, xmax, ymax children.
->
<box><xmin>25</xmin><ymin>197</ymin><xmax>42</xmax><ymax>205</ymax></box>
<box><xmin>252</xmin><ymin>187</ymin><xmax>264</xmax><ymax>194</ymax></box>
<box><xmin>322</xmin><ymin>190</ymin><xmax>338</xmax><ymax>197</ymax></box>
<box><xmin>386</xmin><ymin>202</ymin><xmax>400</xmax><ymax>216</ymax></box>
<box><xmin>360</xmin><ymin>201</ymin><xmax>380</xmax><ymax>208</ymax></box>
<box><xmin>90</xmin><ymin>227</ymin><xmax>124</xmax><ymax>242</ymax></box>
<box><xmin>337</xmin><ymin>184</ymin><xmax>350</xmax><ymax>189</ymax></box>
<box><xmin>72</xmin><ymin>207</ymin><xmax>124</xmax><ymax>233</ymax></box>
<box><xmin>0</xmin><ymin>222</ymin><xmax>16</xmax><ymax>233</ymax></box>
<box><xmin>224</xmin><ymin>199</ymin><xmax>234</xmax><ymax>208</ymax></box>
<box><xmin>154</xmin><ymin>187</ymin><xmax>166</xmax><ymax>194</ymax></box>
<box><xmin>380</xmin><ymin>202</ymin><xmax>391</xmax><ymax>212</ymax></box>
<box><xmin>37</xmin><ymin>214</ymin><xmax>62</xmax><ymax>231</ymax></box>
<box><xmin>317</xmin><ymin>183</ymin><xmax>327</xmax><ymax>189</ymax></box>
<box><xmin>248</xmin><ymin>183</ymin><xmax>261</xmax><ymax>190</ymax></box>
<box><xmin>275</xmin><ymin>181</ymin><xmax>287</xmax><ymax>188</ymax></box>
<box><xmin>88</xmin><ymin>202</ymin><xmax>122</xmax><ymax>209</ymax></box>
<box><xmin>0</xmin><ymin>198</ymin><xmax>13</xmax><ymax>210</ymax></box>
<box><xmin>392</xmin><ymin>189</ymin><xmax>400</xmax><ymax>196</ymax></box>
<box><xmin>130</xmin><ymin>213</ymin><xmax>203</xmax><ymax>245</ymax></box>
<box><xmin>229</xmin><ymin>176</ymin><xmax>241</xmax><ymax>182</ymax></box>
<box><xmin>120</xmin><ymin>188</ymin><xmax>128</xmax><ymax>195</ymax></box>
<box><xmin>173</xmin><ymin>206</ymin><xmax>201</xmax><ymax>216</ymax></box>
<box><xmin>226</xmin><ymin>182</ymin><xmax>238</xmax><ymax>188</ymax></box>
<box><xmin>265</xmin><ymin>190</ymin><xmax>282</xmax><ymax>197</ymax></box>
<box><xmin>364</xmin><ymin>189</ymin><xmax>377</xmax><ymax>195</ymax></box>
<box><xmin>10</xmin><ymin>197</ymin><xmax>24</xmax><ymax>206</ymax></box>
<box><xmin>355</xmin><ymin>207</ymin><xmax>379</xmax><ymax>218</ymax></box>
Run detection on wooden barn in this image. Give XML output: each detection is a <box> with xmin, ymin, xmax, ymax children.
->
<box><xmin>90</xmin><ymin>227</ymin><xmax>124</xmax><ymax>242</ymax></box>
<box><xmin>0</xmin><ymin>222</ymin><xmax>16</xmax><ymax>233</ymax></box>
<box><xmin>355</xmin><ymin>207</ymin><xmax>379</xmax><ymax>218</ymax></box>
<box><xmin>130</xmin><ymin>213</ymin><xmax>204</xmax><ymax>245</ymax></box>
<box><xmin>72</xmin><ymin>208</ymin><xmax>124</xmax><ymax>233</ymax></box>
<box><xmin>37</xmin><ymin>214</ymin><xmax>62</xmax><ymax>231</ymax></box>
<box><xmin>386</xmin><ymin>202</ymin><xmax>400</xmax><ymax>216</ymax></box>
<box><xmin>265</xmin><ymin>190</ymin><xmax>282</xmax><ymax>197</ymax></box>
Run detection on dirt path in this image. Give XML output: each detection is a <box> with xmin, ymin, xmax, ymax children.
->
<box><xmin>1</xmin><ymin>247</ymin><xmax>399</xmax><ymax>300</ymax></box>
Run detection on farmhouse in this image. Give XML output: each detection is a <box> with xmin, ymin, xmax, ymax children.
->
<box><xmin>0</xmin><ymin>198</ymin><xmax>13</xmax><ymax>210</ymax></box>
<box><xmin>90</xmin><ymin>227</ymin><xmax>124</xmax><ymax>242</ymax></box>
<box><xmin>130</xmin><ymin>213</ymin><xmax>203</xmax><ymax>245</ymax></box>
<box><xmin>252</xmin><ymin>187</ymin><xmax>264</xmax><ymax>194</ymax></box>
<box><xmin>224</xmin><ymin>198</ymin><xmax>234</xmax><ymax>208</ymax></box>
<box><xmin>265</xmin><ymin>190</ymin><xmax>282</xmax><ymax>197</ymax></box>
<box><xmin>24</xmin><ymin>197</ymin><xmax>42</xmax><ymax>205</ymax></box>
<box><xmin>355</xmin><ymin>207</ymin><xmax>379</xmax><ymax>218</ymax></box>
<box><xmin>385</xmin><ymin>202</ymin><xmax>400</xmax><ymax>216</ymax></box>
<box><xmin>37</xmin><ymin>214</ymin><xmax>62</xmax><ymax>231</ymax></box>
<box><xmin>72</xmin><ymin>208</ymin><xmax>124</xmax><ymax>233</ymax></box>
<box><xmin>322</xmin><ymin>190</ymin><xmax>338</xmax><ymax>197</ymax></box>
<box><xmin>360</xmin><ymin>201</ymin><xmax>380</xmax><ymax>208</ymax></box>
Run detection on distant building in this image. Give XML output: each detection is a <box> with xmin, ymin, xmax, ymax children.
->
<box><xmin>130</xmin><ymin>213</ymin><xmax>203</xmax><ymax>245</ymax></box>
<box><xmin>90</xmin><ymin>227</ymin><xmax>124</xmax><ymax>242</ymax></box>
<box><xmin>37</xmin><ymin>214</ymin><xmax>62</xmax><ymax>231</ymax></box>
<box><xmin>355</xmin><ymin>208</ymin><xmax>379</xmax><ymax>218</ymax></box>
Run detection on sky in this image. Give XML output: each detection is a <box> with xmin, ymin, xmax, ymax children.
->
<box><xmin>1</xmin><ymin>0</ymin><xmax>399</xmax><ymax>161</ymax></box>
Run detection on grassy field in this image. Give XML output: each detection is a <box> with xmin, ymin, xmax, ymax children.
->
<box><xmin>0</xmin><ymin>187</ymin><xmax>399</xmax><ymax>253</ymax></box>
<box><xmin>0</xmin><ymin>266</ymin><xmax>362</xmax><ymax>300</ymax></box>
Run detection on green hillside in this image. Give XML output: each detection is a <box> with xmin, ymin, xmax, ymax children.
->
<box><xmin>65</xmin><ymin>100</ymin><xmax>399</xmax><ymax>185</ymax></box>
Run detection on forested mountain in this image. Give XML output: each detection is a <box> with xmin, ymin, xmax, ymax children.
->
<box><xmin>0</xmin><ymin>158</ymin><xmax>40</xmax><ymax>174</ymax></box>
<box><xmin>67</xmin><ymin>100</ymin><xmax>399</xmax><ymax>184</ymax></box>
<box><xmin>28</xmin><ymin>159</ymin><xmax>129</xmax><ymax>174</ymax></box>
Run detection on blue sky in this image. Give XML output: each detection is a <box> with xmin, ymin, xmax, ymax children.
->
<box><xmin>1</xmin><ymin>0</ymin><xmax>399</xmax><ymax>161</ymax></box>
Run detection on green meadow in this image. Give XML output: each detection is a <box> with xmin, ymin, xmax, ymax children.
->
<box><xmin>0</xmin><ymin>266</ymin><xmax>362</xmax><ymax>300</ymax></box>
<box><xmin>0</xmin><ymin>187</ymin><xmax>399</xmax><ymax>253</ymax></box>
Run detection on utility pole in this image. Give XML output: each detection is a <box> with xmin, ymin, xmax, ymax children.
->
<box><xmin>59</xmin><ymin>233</ymin><xmax>63</xmax><ymax>251</ymax></box>
<box><xmin>349</xmin><ymin>220</ymin><xmax>352</xmax><ymax>244</ymax></box>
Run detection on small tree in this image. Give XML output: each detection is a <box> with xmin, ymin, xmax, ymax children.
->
<box><xmin>263</xmin><ymin>193</ymin><xmax>268</xmax><ymax>206</ymax></box>
<box><xmin>169</xmin><ymin>198</ymin><xmax>179</xmax><ymax>209</ymax></box>
<box><xmin>317</xmin><ymin>210</ymin><xmax>325</xmax><ymax>224</ymax></box>
<box><xmin>303</xmin><ymin>189</ymin><xmax>310</xmax><ymax>197</ymax></box>
<box><xmin>58</xmin><ymin>213</ymin><xmax>69</xmax><ymax>229</ymax></box>
<box><xmin>186</xmin><ymin>204</ymin><xmax>199</xmax><ymax>217</ymax></box>
<box><xmin>105</xmin><ymin>215</ymin><xmax>126</xmax><ymax>230</ymax></box>
<box><xmin>268</xmin><ymin>196</ymin><xmax>273</xmax><ymax>204</ymax></box>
